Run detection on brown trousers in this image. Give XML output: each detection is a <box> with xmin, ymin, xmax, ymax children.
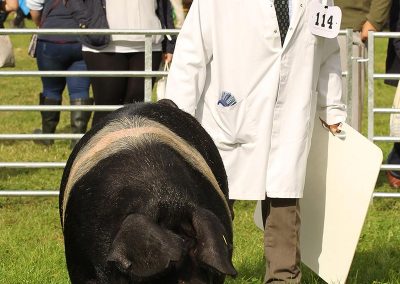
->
<box><xmin>261</xmin><ymin>198</ymin><xmax>301</xmax><ymax>284</ymax></box>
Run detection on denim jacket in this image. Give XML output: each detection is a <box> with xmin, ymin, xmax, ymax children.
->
<box><xmin>64</xmin><ymin>0</ymin><xmax>176</xmax><ymax>52</ymax></box>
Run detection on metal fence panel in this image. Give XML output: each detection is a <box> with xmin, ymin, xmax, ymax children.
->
<box><xmin>2</xmin><ymin>28</ymin><xmax>397</xmax><ymax>198</ymax></box>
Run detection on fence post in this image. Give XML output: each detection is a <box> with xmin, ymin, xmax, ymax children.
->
<box><xmin>368</xmin><ymin>30</ymin><xmax>375</xmax><ymax>141</ymax></box>
<box><xmin>144</xmin><ymin>35</ymin><xmax>153</xmax><ymax>102</ymax></box>
<box><xmin>346</xmin><ymin>29</ymin><xmax>353</xmax><ymax>126</ymax></box>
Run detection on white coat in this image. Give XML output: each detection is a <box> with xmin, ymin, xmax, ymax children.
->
<box><xmin>165</xmin><ymin>0</ymin><xmax>347</xmax><ymax>200</ymax></box>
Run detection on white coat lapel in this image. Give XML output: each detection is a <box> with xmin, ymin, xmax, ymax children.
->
<box><xmin>282</xmin><ymin>0</ymin><xmax>306</xmax><ymax>49</ymax></box>
<box><xmin>258</xmin><ymin>0</ymin><xmax>284</xmax><ymax>48</ymax></box>
<box><xmin>258</xmin><ymin>0</ymin><xmax>273</xmax><ymax>21</ymax></box>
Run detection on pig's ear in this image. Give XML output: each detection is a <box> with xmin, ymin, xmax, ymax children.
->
<box><xmin>107</xmin><ymin>214</ymin><xmax>183</xmax><ymax>279</ymax></box>
<box><xmin>192</xmin><ymin>208</ymin><xmax>237</xmax><ymax>276</ymax></box>
<box><xmin>156</xmin><ymin>98</ymin><xmax>178</xmax><ymax>108</ymax></box>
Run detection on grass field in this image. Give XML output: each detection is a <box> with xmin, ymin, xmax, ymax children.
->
<box><xmin>0</xmin><ymin>21</ymin><xmax>400</xmax><ymax>283</ymax></box>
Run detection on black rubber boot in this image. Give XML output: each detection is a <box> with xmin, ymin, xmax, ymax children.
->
<box><xmin>34</xmin><ymin>93</ymin><xmax>61</xmax><ymax>146</ymax></box>
<box><xmin>10</xmin><ymin>8</ymin><xmax>26</xmax><ymax>28</ymax></box>
<box><xmin>0</xmin><ymin>10</ymin><xmax>9</xmax><ymax>29</ymax></box>
<box><xmin>70</xmin><ymin>97</ymin><xmax>94</xmax><ymax>148</ymax></box>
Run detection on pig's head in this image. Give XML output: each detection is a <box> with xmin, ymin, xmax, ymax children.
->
<box><xmin>106</xmin><ymin>207</ymin><xmax>237</xmax><ymax>283</ymax></box>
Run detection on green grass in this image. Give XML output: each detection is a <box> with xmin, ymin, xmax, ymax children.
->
<box><xmin>0</xmin><ymin>20</ymin><xmax>400</xmax><ymax>283</ymax></box>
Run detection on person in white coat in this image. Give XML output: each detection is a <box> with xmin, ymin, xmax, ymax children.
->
<box><xmin>165</xmin><ymin>0</ymin><xmax>347</xmax><ymax>282</ymax></box>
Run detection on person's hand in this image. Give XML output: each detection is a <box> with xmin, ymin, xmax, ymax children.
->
<box><xmin>1</xmin><ymin>0</ymin><xmax>18</xmax><ymax>12</ymax></box>
<box><xmin>328</xmin><ymin>123</ymin><xmax>341</xmax><ymax>134</ymax></box>
<box><xmin>163</xmin><ymin>53</ymin><xmax>173</xmax><ymax>64</ymax></box>
<box><xmin>320</xmin><ymin>118</ymin><xmax>342</xmax><ymax>135</ymax></box>
<box><xmin>361</xmin><ymin>20</ymin><xmax>377</xmax><ymax>42</ymax></box>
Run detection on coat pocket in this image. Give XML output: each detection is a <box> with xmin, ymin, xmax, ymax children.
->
<box><xmin>214</xmin><ymin>98</ymin><xmax>256</xmax><ymax>145</ymax></box>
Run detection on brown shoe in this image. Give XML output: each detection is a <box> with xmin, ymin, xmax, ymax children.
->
<box><xmin>386</xmin><ymin>171</ymin><xmax>400</xmax><ymax>188</ymax></box>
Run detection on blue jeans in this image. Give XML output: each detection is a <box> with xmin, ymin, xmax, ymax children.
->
<box><xmin>36</xmin><ymin>40</ymin><xmax>90</xmax><ymax>101</ymax></box>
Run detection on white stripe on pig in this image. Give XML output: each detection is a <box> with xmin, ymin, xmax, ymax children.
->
<box><xmin>62</xmin><ymin>116</ymin><xmax>231</xmax><ymax>227</ymax></box>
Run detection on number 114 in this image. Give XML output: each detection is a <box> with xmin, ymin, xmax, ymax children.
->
<box><xmin>315</xmin><ymin>12</ymin><xmax>333</xmax><ymax>29</ymax></box>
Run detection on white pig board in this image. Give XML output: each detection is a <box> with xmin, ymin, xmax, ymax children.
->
<box><xmin>254</xmin><ymin>120</ymin><xmax>383</xmax><ymax>284</ymax></box>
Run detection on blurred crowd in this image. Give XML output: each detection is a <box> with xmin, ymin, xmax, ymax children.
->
<box><xmin>0</xmin><ymin>0</ymin><xmax>192</xmax><ymax>148</ymax></box>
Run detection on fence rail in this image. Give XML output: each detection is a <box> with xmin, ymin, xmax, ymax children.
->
<box><xmin>0</xmin><ymin>28</ymin><xmax>179</xmax><ymax>35</ymax></box>
<box><xmin>0</xmin><ymin>105</ymin><xmax>121</xmax><ymax>111</ymax></box>
<box><xmin>0</xmin><ymin>191</ymin><xmax>59</xmax><ymax>196</ymax></box>
<box><xmin>0</xmin><ymin>70</ymin><xmax>169</xmax><ymax>77</ymax></box>
<box><xmin>0</xmin><ymin>162</ymin><xmax>66</xmax><ymax>168</ymax></box>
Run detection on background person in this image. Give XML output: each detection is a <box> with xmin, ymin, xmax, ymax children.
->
<box><xmin>0</xmin><ymin>0</ymin><xmax>18</xmax><ymax>27</ymax></box>
<box><xmin>336</xmin><ymin>0</ymin><xmax>392</xmax><ymax>131</ymax></box>
<box><xmin>0</xmin><ymin>0</ymin><xmax>18</xmax><ymax>13</ymax></box>
<box><xmin>10</xmin><ymin>0</ymin><xmax>31</xmax><ymax>28</ymax></box>
<box><xmin>165</xmin><ymin>0</ymin><xmax>346</xmax><ymax>282</ymax></box>
<box><xmin>170</xmin><ymin>0</ymin><xmax>184</xmax><ymax>28</ymax></box>
<box><xmin>182</xmin><ymin>0</ymin><xmax>192</xmax><ymax>12</ymax></box>
<box><xmin>170</xmin><ymin>0</ymin><xmax>192</xmax><ymax>28</ymax></box>
<box><xmin>27</xmin><ymin>0</ymin><xmax>92</xmax><ymax>147</ymax></box>
<box><xmin>65</xmin><ymin>0</ymin><xmax>176</xmax><ymax>126</ymax></box>
<box><xmin>384</xmin><ymin>0</ymin><xmax>400</xmax><ymax>188</ymax></box>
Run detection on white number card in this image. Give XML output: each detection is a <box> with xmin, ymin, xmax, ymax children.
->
<box><xmin>308</xmin><ymin>1</ymin><xmax>342</xmax><ymax>38</ymax></box>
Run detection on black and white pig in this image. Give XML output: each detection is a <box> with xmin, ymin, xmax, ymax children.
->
<box><xmin>59</xmin><ymin>99</ymin><xmax>237</xmax><ymax>284</ymax></box>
